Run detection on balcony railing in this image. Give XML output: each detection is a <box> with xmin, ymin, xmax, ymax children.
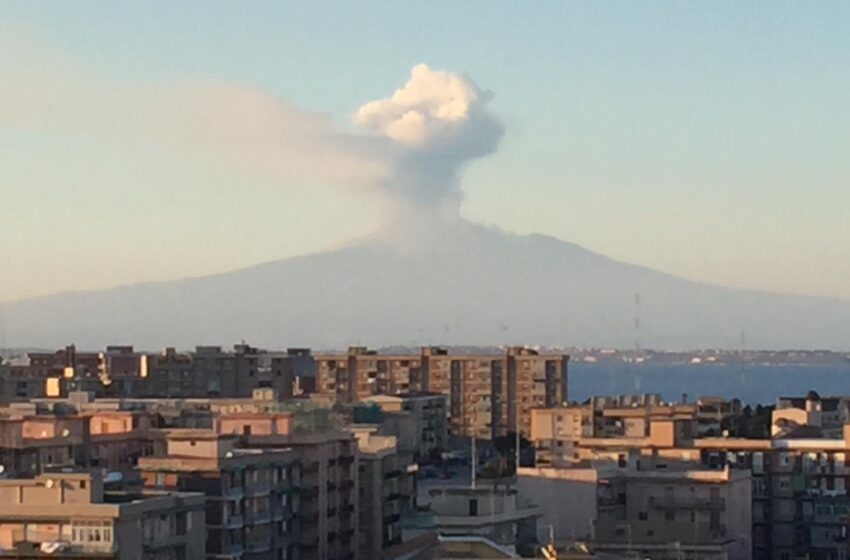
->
<box><xmin>649</xmin><ymin>496</ymin><xmax>726</xmax><ymax>510</ymax></box>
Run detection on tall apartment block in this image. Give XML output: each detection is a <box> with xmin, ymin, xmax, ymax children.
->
<box><xmin>216</xmin><ymin>412</ymin><xmax>360</xmax><ymax>560</ymax></box>
<box><xmin>139</xmin><ymin>430</ymin><xmax>299</xmax><ymax>560</ymax></box>
<box><xmin>350</xmin><ymin>427</ymin><xmax>417</xmax><ymax>559</ymax></box>
<box><xmin>0</xmin><ymin>470</ymin><xmax>206</xmax><ymax>559</ymax></box>
<box><xmin>316</xmin><ymin>346</ymin><xmax>568</xmax><ymax>439</ymax></box>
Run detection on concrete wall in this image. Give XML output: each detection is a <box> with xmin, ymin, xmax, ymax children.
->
<box><xmin>518</xmin><ymin>467</ymin><xmax>598</xmax><ymax>544</ymax></box>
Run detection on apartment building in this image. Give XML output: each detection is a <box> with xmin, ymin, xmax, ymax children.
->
<box><xmin>531</xmin><ymin>396</ymin><xmax>748</xmax><ymax>467</ymax></box>
<box><xmin>697</xmin><ymin>397</ymin><xmax>744</xmax><ymax>437</ymax></box>
<box><xmin>350</xmin><ymin>428</ymin><xmax>417</xmax><ymax>559</ymax></box>
<box><xmin>86</xmin><ymin>410</ymin><xmax>155</xmax><ymax>473</ymax></box>
<box><xmin>216</xmin><ymin>412</ymin><xmax>359</xmax><ymax>560</ymax></box>
<box><xmin>315</xmin><ymin>347</ymin><xmax>423</xmax><ymax>403</ymax></box>
<box><xmin>425</xmin><ymin>347</ymin><xmax>568</xmax><ymax>440</ymax></box>
<box><xmin>0</xmin><ymin>470</ymin><xmax>205</xmax><ymax>560</ymax></box>
<box><xmin>0</xmin><ymin>414</ymin><xmax>87</xmax><ymax>475</ymax></box>
<box><xmin>1</xmin><ymin>344</ymin><xmax>316</xmax><ymax>402</ymax></box>
<box><xmin>139</xmin><ymin>430</ymin><xmax>299</xmax><ymax>560</ymax></box>
<box><xmin>519</xmin><ymin>465</ymin><xmax>751</xmax><ymax>560</ymax></box>
<box><xmin>403</xmin><ymin>485</ymin><xmax>541</xmax><ymax>554</ymax></box>
<box><xmin>773</xmin><ymin>392</ymin><xmax>850</xmax><ymax>439</ymax></box>
<box><xmin>593</xmin><ymin>467</ymin><xmax>752</xmax><ymax>560</ymax></box>
<box><xmin>1</xmin><ymin>346</ymin><xmax>101</xmax><ymax>400</ymax></box>
<box><xmin>531</xmin><ymin>402</ymin><xmax>699</xmax><ymax>467</ymax></box>
<box><xmin>530</xmin><ymin>401</ymin><xmax>850</xmax><ymax>560</ymax></box>
<box><xmin>148</xmin><ymin>345</ymin><xmax>314</xmax><ymax>400</ymax></box>
<box><xmin>0</xmin><ymin>396</ymin><xmax>158</xmax><ymax>476</ymax></box>
<box><xmin>318</xmin><ymin>346</ymin><xmax>568</xmax><ymax>440</ymax></box>
<box><xmin>361</xmin><ymin>393</ymin><xmax>448</xmax><ymax>460</ymax></box>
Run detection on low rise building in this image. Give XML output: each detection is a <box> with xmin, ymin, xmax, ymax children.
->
<box><xmin>592</xmin><ymin>466</ymin><xmax>752</xmax><ymax>560</ymax></box>
<box><xmin>0</xmin><ymin>414</ymin><xmax>87</xmax><ymax>475</ymax></box>
<box><xmin>519</xmin><ymin>465</ymin><xmax>752</xmax><ymax>560</ymax></box>
<box><xmin>403</xmin><ymin>485</ymin><xmax>541</xmax><ymax>554</ymax></box>
<box><xmin>0</xmin><ymin>470</ymin><xmax>205</xmax><ymax>559</ymax></box>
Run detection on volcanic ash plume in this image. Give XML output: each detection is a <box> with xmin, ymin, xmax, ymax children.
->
<box><xmin>355</xmin><ymin>64</ymin><xmax>504</xmax><ymax>217</ymax></box>
<box><xmin>0</xmin><ymin>38</ymin><xmax>502</xmax><ymax>239</ymax></box>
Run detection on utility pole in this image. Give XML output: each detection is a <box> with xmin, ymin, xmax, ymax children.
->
<box><xmin>515</xmin><ymin>397</ymin><xmax>521</xmax><ymax>473</ymax></box>
<box><xmin>634</xmin><ymin>292</ymin><xmax>642</xmax><ymax>357</ymax></box>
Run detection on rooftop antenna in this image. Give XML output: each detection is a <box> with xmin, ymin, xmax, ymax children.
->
<box><xmin>0</xmin><ymin>304</ymin><xmax>6</xmax><ymax>352</ymax></box>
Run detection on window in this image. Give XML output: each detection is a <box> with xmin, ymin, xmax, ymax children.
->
<box><xmin>665</xmin><ymin>511</ymin><xmax>675</xmax><ymax>521</ymax></box>
<box><xmin>72</xmin><ymin>521</ymin><xmax>113</xmax><ymax>545</ymax></box>
<box><xmin>469</xmin><ymin>499</ymin><xmax>478</xmax><ymax>516</ymax></box>
<box><xmin>80</xmin><ymin>480</ymin><xmax>87</xmax><ymax>489</ymax></box>
<box><xmin>638</xmin><ymin>512</ymin><xmax>648</xmax><ymax>521</ymax></box>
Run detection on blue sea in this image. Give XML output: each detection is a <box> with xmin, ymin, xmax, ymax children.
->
<box><xmin>568</xmin><ymin>362</ymin><xmax>850</xmax><ymax>405</ymax></box>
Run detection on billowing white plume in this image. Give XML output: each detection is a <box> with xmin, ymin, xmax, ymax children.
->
<box><xmin>356</xmin><ymin>64</ymin><xmax>504</xmax><ymax>216</ymax></box>
<box><xmin>356</xmin><ymin>63</ymin><xmax>493</xmax><ymax>147</ymax></box>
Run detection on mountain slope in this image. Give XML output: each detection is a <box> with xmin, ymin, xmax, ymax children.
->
<box><xmin>3</xmin><ymin>223</ymin><xmax>848</xmax><ymax>350</ymax></box>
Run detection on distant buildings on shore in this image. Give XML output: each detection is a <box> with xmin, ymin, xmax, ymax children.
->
<box><xmin>0</xmin><ymin>343</ymin><xmax>569</xmax><ymax>441</ymax></box>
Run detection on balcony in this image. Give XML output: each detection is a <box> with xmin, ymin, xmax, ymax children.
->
<box><xmin>219</xmin><ymin>543</ymin><xmax>244</xmax><ymax>557</ymax></box>
<box><xmin>649</xmin><ymin>496</ymin><xmax>725</xmax><ymax>510</ymax></box>
<box><xmin>245</xmin><ymin>540</ymin><xmax>272</xmax><ymax>553</ymax></box>
<box><xmin>224</xmin><ymin>514</ymin><xmax>244</xmax><ymax>528</ymax></box>
<box><xmin>247</xmin><ymin>510</ymin><xmax>272</xmax><ymax>525</ymax></box>
<box><xmin>598</xmin><ymin>495</ymin><xmax>626</xmax><ymax>509</ymax></box>
<box><xmin>142</xmin><ymin>534</ymin><xmax>187</xmax><ymax>552</ymax></box>
<box><xmin>299</xmin><ymin>485</ymin><xmax>319</xmax><ymax>498</ymax></box>
<box><xmin>384</xmin><ymin>469</ymin><xmax>403</xmax><ymax>480</ymax></box>
<box><xmin>2</xmin><ymin>541</ymin><xmax>116</xmax><ymax>558</ymax></box>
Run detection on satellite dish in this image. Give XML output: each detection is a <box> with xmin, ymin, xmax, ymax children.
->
<box><xmin>0</xmin><ymin>465</ymin><xmax>5</xmax><ymax>475</ymax></box>
<box><xmin>224</xmin><ymin>451</ymin><xmax>234</xmax><ymax>459</ymax></box>
<box><xmin>61</xmin><ymin>429</ymin><xmax>71</xmax><ymax>438</ymax></box>
<box><xmin>45</xmin><ymin>479</ymin><xmax>55</xmax><ymax>488</ymax></box>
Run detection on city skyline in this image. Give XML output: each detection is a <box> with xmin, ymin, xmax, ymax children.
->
<box><xmin>2</xmin><ymin>2</ymin><xmax>849</xmax><ymax>303</ymax></box>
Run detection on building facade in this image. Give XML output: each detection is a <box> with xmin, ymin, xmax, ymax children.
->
<box><xmin>318</xmin><ymin>347</ymin><xmax>568</xmax><ymax>440</ymax></box>
<box><xmin>139</xmin><ymin>430</ymin><xmax>299</xmax><ymax>560</ymax></box>
<box><xmin>0</xmin><ymin>470</ymin><xmax>205</xmax><ymax>560</ymax></box>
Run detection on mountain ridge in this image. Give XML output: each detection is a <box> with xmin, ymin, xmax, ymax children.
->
<box><xmin>3</xmin><ymin>223</ymin><xmax>848</xmax><ymax>350</ymax></box>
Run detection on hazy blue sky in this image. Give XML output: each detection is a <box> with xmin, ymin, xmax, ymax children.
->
<box><xmin>1</xmin><ymin>1</ymin><xmax>848</xmax><ymax>302</ymax></box>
